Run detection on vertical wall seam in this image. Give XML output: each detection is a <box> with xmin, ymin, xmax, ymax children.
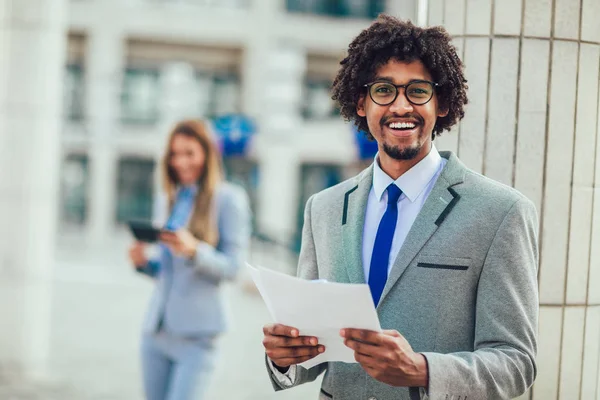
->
<box><xmin>481</xmin><ymin>0</ymin><xmax>495</xmax><ymax>176</ymax></box>
<box><xmin>512</xmin><ymin>0</ymin><xmax>525</xmax><ymax>189</ymax></box>
<box><xmin>532</xmin><ymin>0</ymin><xmax>556</xmax><ymax>395</ymax></box>
<box><xmin>592</xmin><ymin>28</ymin><xmax>600</xmax><ymax>400</ymax></box>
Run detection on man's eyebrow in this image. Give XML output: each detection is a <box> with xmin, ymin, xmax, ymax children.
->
<box><xmin>372</xmin><ymin>76</ymin><xmax>395</xmax><ymax>82</ymax></box>
<box><xmin>371</xmin><ymin>76</ymin><xmax>429</xmax><ymax>84</ymax></box>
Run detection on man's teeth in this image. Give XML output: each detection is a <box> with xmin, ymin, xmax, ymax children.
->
<box><xmin>389</xmin><ymin>122</ymin><xmax>416</xmax><ymax>129</ymax></box>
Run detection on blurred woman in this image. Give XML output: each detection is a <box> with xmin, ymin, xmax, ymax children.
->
<box><xmin>128</xmin><ymin>119</ymin><xmax>251</xmax><ymax>400</ymax></box>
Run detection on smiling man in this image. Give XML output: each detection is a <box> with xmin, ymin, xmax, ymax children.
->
<box><xmin>262</xmin><ymin>16</ymin><xmax>538</xmax><ymax>400</ymax></box>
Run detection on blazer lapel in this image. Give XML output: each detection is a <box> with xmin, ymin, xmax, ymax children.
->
<box><xmin>341</xmin><ymin>165</ymin><xmax>373</xmax><ymax>284</ymax></box>
<box><xmin>379</xmin><ymin>151</ymin><xmax>466</xmax><ymax>304</ymax></box>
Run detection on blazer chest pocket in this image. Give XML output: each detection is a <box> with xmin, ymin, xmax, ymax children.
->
<box><xmin>416</xmin><ymin>255</ymin><xmax>472</xmax><ymax>271</ymax></box>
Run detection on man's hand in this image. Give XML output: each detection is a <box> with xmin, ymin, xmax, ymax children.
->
<box><xmin>262</xmin><ymin>324</ymin><xmax>325</xmax><ymax>371</ymax></box>
<box><xmin>160</xmin><ymin>229</ymin><xmax>199</xmax><ymax>258</ymax></box>
<box><xmin>341</xmin><ymin>328</ymin><xmax>428</xmax><ymax>387</ymax></box>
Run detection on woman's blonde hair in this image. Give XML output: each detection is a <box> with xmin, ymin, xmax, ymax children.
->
<box><xmin>162</xmin><ymin>119</ymin><xmax>222</xmax><ymax>246</ymax></box>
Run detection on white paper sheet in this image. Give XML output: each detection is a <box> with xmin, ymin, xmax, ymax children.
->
<box><xmin>247</xmin><ymin>263</ymin><xmax>381</xmax><ymax>369</ymax></box>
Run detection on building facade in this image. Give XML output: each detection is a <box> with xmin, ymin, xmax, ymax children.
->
<box><xmin>61</xmin><ymin>0</ymin><xmax>417</xmax><ymax>251</ymax></box>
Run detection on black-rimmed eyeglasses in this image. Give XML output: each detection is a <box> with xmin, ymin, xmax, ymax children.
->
<box><xmin>363</xmin><ymin>80</ymin><xmax>439</xmax><ymax>106</ymax></box>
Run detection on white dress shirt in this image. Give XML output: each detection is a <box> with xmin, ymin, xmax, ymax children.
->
<box><xmin>362</xmin><ymin>145</ymin><xmax>445</xmax><ymax>281</ymax></box>
<box><xmin>269</xmin><ymin>145</ymin><xmax>446</xmax><ymax>385</ymax></box>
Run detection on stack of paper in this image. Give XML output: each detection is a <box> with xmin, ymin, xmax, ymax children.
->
<box><xmin>247</xmin><ymin>263</ymin><xmax>381</xmax><ymax>369</ymax></box>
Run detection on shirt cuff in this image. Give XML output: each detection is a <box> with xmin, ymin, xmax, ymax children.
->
<box><xmin>267</xmin><ymin>358</ymin><xmax>297</xmax><ymax>387</ymax></box>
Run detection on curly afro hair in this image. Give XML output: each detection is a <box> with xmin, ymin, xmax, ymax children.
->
<box><xmin>331</xmin><ymin>15</ymin><xmax>468</xmax><ymax>140</ymax></box>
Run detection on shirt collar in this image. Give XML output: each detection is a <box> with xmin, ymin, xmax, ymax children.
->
<box><xmin>372</xmin><ymin>144</ymin><xmax>442</xmax><ymax>203</ymax></box>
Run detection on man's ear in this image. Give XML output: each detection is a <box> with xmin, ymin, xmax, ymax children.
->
<box><xmin>437</xmin><ymin>105</ymin><xmax>449</xmax><ymax>118</ymax></box>
<box><xmin>357</xmin><ymin>94</ymin><xmax>367</xmax><ymax>117</ymax></box>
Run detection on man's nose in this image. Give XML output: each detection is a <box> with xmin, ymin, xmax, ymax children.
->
<box><xmin>389</xmin><ymin>89</ymin><xmax>414</xmax><ymax>113</ymax></box>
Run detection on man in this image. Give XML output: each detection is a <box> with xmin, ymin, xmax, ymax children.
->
<box><xmin>262</xmin><ymin>15</ymin><xmax>538</xmax><ymax>400</ymax></box>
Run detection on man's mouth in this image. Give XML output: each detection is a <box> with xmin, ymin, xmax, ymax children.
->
<box><xmin>387</xmin><ymin>121</ymin><xmax>418</xmax><ymax>131</ymax></box>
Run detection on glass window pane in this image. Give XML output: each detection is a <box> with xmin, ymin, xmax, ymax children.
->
<box><xmin>60</xmin><ymin>153</ymin><xmax>89</xmax><ymax>225</ymax></box>
<box><xmin>223</xmin><ymin>157</ymin><xmax>258</xmax><ymax>229</ymax></box>
<box><xmin>286</xmin><ymin>0</ymin><xmax>383</xmax><ymax>18</ymax></box>
<box><xmin>116</xmin><ymin>158</ymin><xmax>156</xmax><ymax>223</ymax></box>
<box><xmin>303</xmin><ymin>80</ymin><xmax>337</xmax><ymax>120</ymax></box>
<box><xmin>195</xmin><ymin>72</ymin><xmax>214</xmax><ymax>118</ymax></box>
<box><xmin>295</xmin><ymin>164</ymin><xmax>342</xmax><ymax>251</ymax></box>
<box><xmin>212</xmin><ymin>75</ymin><xmax>240</xmax><ymax>116</ymax></box>
<box><xmin>121</xmin><ymin>68</ymin><xmax>160</xmax><ymax>124</ymax></box>
<box><xmin>64</xmin><ymin>64</ymin><xmax>84</xmax><ymax>121</ymax></box>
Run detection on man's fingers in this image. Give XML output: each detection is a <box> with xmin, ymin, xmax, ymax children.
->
<box><xmin>341</xmin><ymin>328</ymin><xmax>382</xmax><ymax>345</ymax></box>
<box><xmin>354</xmin><ymin>351</ymin><xmax>378</xmax><ymax>368</ymax></box>
<box><xmin>263</xmin><ymin>324</ymin><xmax>300</xmax><ymax>338</ymax></box>
<box><xmin>263</xmin><ymin>334</ymin><xmax>319</xmax><ymax>349</ymax></box>
<box><xmin>382</xmin><ymin>329</ymin><xmax>401</xmax><ymax>337</ymax></box>
<box><xmin>344</xmin><ymin>338</ymin><xmax>381</xmax><ymax>356</ymax></box>
<box><xmin>266</xmin><ymin>345</ymin><xmax>325</xmax><ymax>360</ymax></box>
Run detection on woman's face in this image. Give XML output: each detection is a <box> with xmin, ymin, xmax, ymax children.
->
<box><xmin>169</xmin><ymin>134</ymin><xmax>206</xmax><ymax>185</ymax></box>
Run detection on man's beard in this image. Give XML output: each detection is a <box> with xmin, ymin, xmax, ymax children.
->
<box><xmin>382</xmin><ymin>141</ymin><xmax>422</xmax><ymax>160</ymax></box>
<box><xmin>379</xmin><ymin>113</ymin><xmax>426</xmax><ymax>160</ymax></box>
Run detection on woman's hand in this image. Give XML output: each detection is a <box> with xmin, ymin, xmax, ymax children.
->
<box><xmin>128</xmin><ymin>241</ymin><xmax>148</xmax><ymax>268</ymax></box>
<box><xmin>160</xmin><ymin>229</ymin><xmax>199</xmax><ymax>258</ymax></box>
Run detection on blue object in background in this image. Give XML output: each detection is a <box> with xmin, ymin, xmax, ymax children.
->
<box><xmin>211</xmin><ymin>114</ymin><xmax>256</xmax><ymax>156</ymax></box>
<box><xmin>353</xmin><ymin>124</ymin><xmax>378</xmax><ymax>160</ymax></box>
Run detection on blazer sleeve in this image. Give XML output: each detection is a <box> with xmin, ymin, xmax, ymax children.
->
<box><xmin>267</xmin><ymin>194</ymin><xmax>329</xmax><ymax>390</ymax></box>
<box><xmin>421</xmin><ymin>197</ymin><xmax>539</xmax><ymax>400</ymax></box>
<box><xmin>191</xmin><ymin>185</ymin><xmax>252</xmax><ymax>282</ymax></box>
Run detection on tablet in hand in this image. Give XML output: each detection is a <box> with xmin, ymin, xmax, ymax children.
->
<box><xmin>128</xmin><ymin>221</ymin><xmax>162</xmax><ymax>243</ymax></box>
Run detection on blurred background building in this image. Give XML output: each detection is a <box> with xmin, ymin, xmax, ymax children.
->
<box><xmin>1</xmin><ymin>0</ymin><xmax>600</xmax><ymax>399</ymax></box>
<box><xmin>60</xmin><ymin>0</ymin><xmax>417</xmax><ymax>252</ymax></box>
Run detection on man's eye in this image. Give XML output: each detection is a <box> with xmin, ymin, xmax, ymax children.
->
<box><xmin>375</xmin><ymin>86</ymin><xmax>393</xmax><ymax>93</ymax></box>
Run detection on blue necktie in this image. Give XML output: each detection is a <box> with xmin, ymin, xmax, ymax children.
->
<box><xmin>165</xmin><ymin>187</ymin><xmax>195</xmax><ymax>231</ymax></box>
<box><xmin>154</xmin><ymin>186</ymin><xmax>195</xmax><ymax>273</ymax></box>
<box><xmin>368</xmin><ymin>184</ymin><xmax>402</xmax><ymax>306</ymax></box>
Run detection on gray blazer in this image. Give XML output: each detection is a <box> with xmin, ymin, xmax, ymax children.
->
<box><xmin>140</xmin><ymin>182</ymin><xmax>251</xmax><ymax>336</ymax></box>
<box><xmin>268</xmin><ymin>152</ymin><xmax>539</xmax><ymax>400</ymax></box>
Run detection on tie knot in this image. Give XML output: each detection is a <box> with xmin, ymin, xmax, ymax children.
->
<box><xmin>386</xmin><ymin>184</ymin><xmax>402</xmax><ymax>204</ymax></box>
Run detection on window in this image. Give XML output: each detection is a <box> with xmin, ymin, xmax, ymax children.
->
<box><xmin>295</xmin><ymin>164</ymin><xmax>343</xmax><ymax>251</ymax></box>
<box><xmin>223</xmin><ymin>157</ymin><xmax>258</xmax><ymax>228</ymax></box>
<box><xmin>60</xmin><ymin>153</ymin><xmax>89</xmax><ymax>225</ymax></box>
<box><xmin>116</xmin><ymin>158</ymin><xmax>156</xmax><ymax>223</ymax></box>
<box><xmin>286</xmin><ymin>0</ymin><xmax>385</xmax><ymax>18</ymax></box>
<box><xmin>212</xmin><ymin>74</ymin><xmax>241</xmax><ymax>117</ymax></box>
<box><xmin>121</xmin><ymin>68</ymin><xmax>160</xmax><ymax>125</ymax></box>
<box><xmin>193</xmin><ymin>72</ymin><xmax>241</xmax><ymax>118</ymax></box>
<box><xmin>144</xmin><ymin>0</ymin><xmax>250</xmax><ymax>8</ymax></box>
<box><xmin>195</xmin><ymin>72</ymin><xmax>214</xmax><ymax>118</ymax></box>
<box><xmin>64</xmin><ymin>64</ymin><xmax>85</xmax><ymax>121</ymax></box>
<box><xmin>303</xmin><ymin>79</ymin><xmax>338</xmax><ymax>120</ymax></box>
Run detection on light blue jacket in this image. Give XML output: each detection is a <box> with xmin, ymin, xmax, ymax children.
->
<box><xmin>139</xmin><ymin>182</ymin><xmax>252</xmax><ymax>336</ymax></box>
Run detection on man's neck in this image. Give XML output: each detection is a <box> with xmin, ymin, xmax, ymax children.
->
<box><xmin>378</xmin><ymin>147</ymin><xmax>431</xmax><ymax>180</ymax></box>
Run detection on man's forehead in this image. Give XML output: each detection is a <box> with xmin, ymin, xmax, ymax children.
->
<box><xmin>372</xmin><ymin>59</ymin><xmax>433</xmax><ymax>81</ymax></box>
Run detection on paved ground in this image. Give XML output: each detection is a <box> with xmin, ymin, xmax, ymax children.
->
<box><xmin>0</xmin><ymin>231</ymin><xmax>321</xmax><ymax>399</ymax></box>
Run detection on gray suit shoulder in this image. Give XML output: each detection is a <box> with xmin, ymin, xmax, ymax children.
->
<box><xmin>461</xmin><ymin>169</ymin><xmax>536</xmax><ymax>213</ymax></box>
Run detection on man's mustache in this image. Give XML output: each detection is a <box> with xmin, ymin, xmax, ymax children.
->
<box><xmin>380</xmin><ymin>114</ymin><xmax>424</xmax><ymax>127</ymax></box>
